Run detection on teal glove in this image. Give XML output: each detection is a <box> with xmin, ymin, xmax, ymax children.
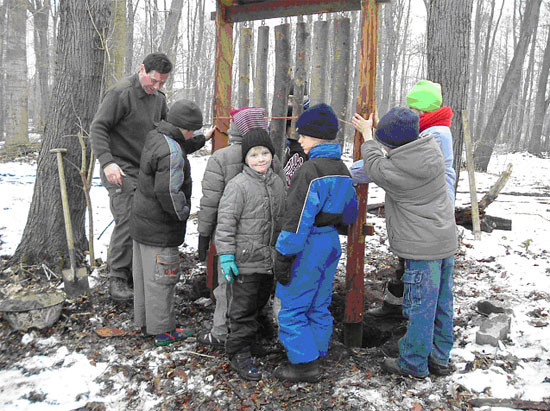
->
<box><xmin>219</xmin><ymin>254</ymin><xmax>239</xmax><ymax>283</ymax></box>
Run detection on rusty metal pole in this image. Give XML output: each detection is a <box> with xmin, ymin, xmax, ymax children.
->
<box><xmin>207</xmin><ymin>0</ymin><xmax>234</xmax><ymax>294</ymax></box>
<box><xmin>344</xmin><ymin>0</ymin><xmax>379</xmax><ymax>347</ymax></box>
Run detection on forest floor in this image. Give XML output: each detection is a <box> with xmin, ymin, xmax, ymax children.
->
<box><xmin>1</xmin><ymin>150</ymin><xmax>550</xmax><ymax>410</ymax></box>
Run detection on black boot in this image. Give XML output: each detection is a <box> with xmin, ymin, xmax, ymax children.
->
<box><xmin>230</xmin><ymin>351</ymin><xmax>262</xmax><ymax>381</ymax></box>
<box><xmin>109</xmin><ymin>277</ymin><xmax>133</xmax><ymax>301</ymax></box>
<box><xmin>428</xmin><ymin>356</ymin><xmax>455</xmax><ymax>376</ymax></box>
<box><xmin>273</xmin><ymin>359</ymin><xmax>321</xmax><ymax>383</ymax></box>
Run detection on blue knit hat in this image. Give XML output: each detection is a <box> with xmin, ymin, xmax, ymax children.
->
<box><xmin>375</xmin><ymin>107</ymin><xmax>419</xmax><ymax>148</ymax></box>
<box><xmin>296</xmin><ymin>103</ymin><xmax>339</xmax><ymax>140</ymax></box>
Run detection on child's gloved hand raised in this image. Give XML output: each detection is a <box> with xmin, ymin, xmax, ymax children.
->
<box><xmin>274</xmin><ymin>251</ymin><xmax>296</xmax><ymax>285</ymax></box>
<box><xmin>219</xmin><ymin>254</ymin><xmax>239</xmax><ymax>283</ymax></box>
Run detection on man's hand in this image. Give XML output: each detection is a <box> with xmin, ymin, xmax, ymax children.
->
<box><xmin>204</xmin><ymin>125</ymin><xmax>217</xmax><ymax>141</ymax></box>
<box><xmin>104</xmin><ymin>163</ymin><xmax>125</xmax><ymax>186</ymax></box>
<box><xmin>352</xmin><ymin>113</ymin><xmax>374</xmax><ymax>142</ymax></box>
<box><xmin>274</xmin><ymin>251</ymin><xmax>296</xmax><ymax>286</ymax></box>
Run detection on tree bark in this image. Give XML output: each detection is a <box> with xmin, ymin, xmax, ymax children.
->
<box><xmin>158</xmin><ymin>0</ymin><xmax>182</xmax><ymax>94</ymax></box>
<box><xmin>124</xmin><ymin>0</ymin><xmax>134</xmax><ymax>75</ymax></box>
<box><xmin>10</xmin><ymin>0</ymin><xmax>110</xmax><ymax>270</ymax></box>
<box><xmin>528</xmin><ymin>25</ymin><xmax>550</xmax><ymax>156</ymax></box>
<box><xmin>270</xmin><ymin>23</ymin><xmax>291</xmax><ymax>160</ymax></box>
<box><xmin>474</xmin><ymin>0</ymin><xmax>541</xmax><ymax>171</ymax></box>
<box><xmin>5</xmin><ymin>0</ymin><xmax>29</xmax><ymax>148</ymax></box>
<box><xmin>290</xmin><ymin>22</ymin><xmax>308</xmax><ymax>140</ymax></box>
<box><xmin>310</xmin><ymin>20</ymin><xmax>329</xmax><ymax>105</ymax></box>
<box><xmin>426</xmin><ymin>0</ymin><xmax>473</xmax><ymax>190</ymax></box>
<box><xmin>104</xmin><ymin>0</ymin><xmax>126</xmax><ymax>89</ymax></box>
<box><xmin>253</xmin><ymin>25</ymin><xmax>269</xmax><ymax>110</ymax></box>
<box><xmin>0</xmin><ymin>0</ymin><xmax>8</xmax><ymax>141</ymax></box>
<box><xmin>330</xmin><ymin>17</ymin><xmax>350</xmax><ymax>146</ymax></box>
<box><xmin>29</xmin><ymin>0</ymin><xmax>50</xmax><ymax>132</ymax></box>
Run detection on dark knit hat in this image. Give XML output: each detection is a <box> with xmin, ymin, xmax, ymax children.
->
<box><xmin>241</xmin><ymin>128</ymin><xmax>275</xmax><ymax>163</ymax></box>
<box><xmin>375</xmin><ymin>107</ymin><xmax>420</xmax><ymax>148</ymax></box>
<box><xmin>296</xmin><ymin>103</ymin><xmax>339</xmax><ymax>140</ymax></box>
<box><xmin>167</xmin><ymin>99</ymin><xmax>203</xmax><ymax>130</ymax></box>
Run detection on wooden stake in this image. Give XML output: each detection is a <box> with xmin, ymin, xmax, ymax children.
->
<box><xmin>462</xmin><ymin>110</ymin><xmax>481</xmax><ymax>240</ymax></box>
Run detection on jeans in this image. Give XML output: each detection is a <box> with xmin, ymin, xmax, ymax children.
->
<box><xmin>397</xmin><ymin>257</ymin><xmax>454</xmax><ymax>377</ymax></box>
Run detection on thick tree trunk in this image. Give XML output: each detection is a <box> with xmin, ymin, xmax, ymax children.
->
<box><xmin>191</xmin><ymin>0</ymin><xmax>206</xmax><ymax>108</ymax></box>
<box><xmin>289</xmin><ymin>22</ymin><xmax>308</xmax><ymax>140</ymax></box>
<box><xmin>270</xmin><ymin>23</ymin><xmax>291</xmax><ymax>160</ymax></box>
<box><xmin>10</xmin><ymin>0</ymin><xmax>110</xmax><ymax>270</ymax></box>
<box><xmin>468</xmin><ymin>0</ymin><xmax>483</xmax><ymax>138</ymax></box>
<box><xmin>310</xmin><ymin>20</ymin><xmax>329</xmax><ymax>105</ymax></box>
<box><xmin>330</xmin><ymin>17</ymin><xmax>351</xmax><ymax>146</ymax></box>
<box><xmin>426</xmin><ymin>0</ymin><xmax>473</xmax><ymax>191</ymax></box>
<box><xmin>5</xmin><ymin>0</ymin><xmax>29</xmax><ymax>148</ymax></box>
<box><xmin>253</xmin><ymin>25</ymin><xmax>269</xmax><ymax>110</ymax></box>
<box><xmin>104</xmin><ymin>0</ymin><xmax>126</xmax><ymax>89</ymax></box>
<box><xmin>0</xmin><ymin>0</ymin><xmax>7</xmax><ymax>141</ymax></box>
<box><xmin>474</xmin><ymin>0</ymin><xmax>541</xmax><ymax>171</ymax></box>
<box><xmin>528</xmin><ymin>26</ymin><xmax>550</xmax><ymax>156</ymax></box>
<box><xmin>124</xmin><ymin>0</ymin><xmax>134</xmax><ymax>75</ymax></box>
<box><xmin>237</xmin><ymin>26</ymin><xmax>252</xmax><ymax>108</ymax></box>
<box><xmin>158</xmin><ymin>0</ymin><xmax>182</xmax><ymax>94</ymax></box>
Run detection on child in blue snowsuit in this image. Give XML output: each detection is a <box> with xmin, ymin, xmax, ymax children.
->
<box><xmin>351</xmin><ymin>107</ymin><xmax>458</xmax><ymax>378</ymax></box>
<box><xmin>273</xmin><ymin>103</ymin><xmax>358</xmax><ymax>382</ymax></box>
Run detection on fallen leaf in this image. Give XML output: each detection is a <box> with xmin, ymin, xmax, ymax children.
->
<box><xmin>95</xmin><ymin>327</ymin><xmax>128</xmax><ymax>338</ymax></box>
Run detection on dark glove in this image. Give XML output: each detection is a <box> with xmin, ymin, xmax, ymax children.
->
<box><xmin>274</xmin><ymin>251</ymin><xmax>296</xmax><ymax>286</ymax></box>
<box><xmin>198</xmin><ymin>235</ymin><xmax>210</xmax><ymax>262</ymax></box>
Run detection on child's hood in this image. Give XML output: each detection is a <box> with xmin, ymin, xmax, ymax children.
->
<box><xmin>386</xmin><ymin>134</ymin><xmax>445</xmax><ymax>180</ymax></box>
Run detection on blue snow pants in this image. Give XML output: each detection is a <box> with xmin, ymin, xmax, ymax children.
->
<box><xmin>275</xmin><ymin>227</ymin><xmax>341</xmax><ymax>364</ymax></box>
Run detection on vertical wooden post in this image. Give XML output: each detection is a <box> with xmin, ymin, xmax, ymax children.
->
<box><xmin>238</xmin><ymin>26</ymin><xmax>252</xmax><ymax>107</ymax></box>
<box><xmin>310</xmin><ymin>20</ymin><xmax>329</xmax><ymax>105</ymax></box>
<box><xmin>254</xmin><ymin>25</ymin><xmax>269</xmax><ymax>110</ymax></box>
<box><xmin>330</xmin><ymin>17</ymin><xmax>351</xmax><ymax>146</ymax></box>
<box><xmin>344</xmin><ymin>0</ymin><xmax>379</xmax><ymax>347</ymax></box>
<box><xmin>208</xmin><ymin>1</ymin><xmax>234</xmax><ymax>293</ymax></box>
<box><xmin>462</xmin><ymin>110</ymin><xmax>481</xmax><ymax>240</ymax></box>
<box><xmin>290</xmin><ymin>22</ymin><xmax>309</xmax><ymax>140</ymax></box>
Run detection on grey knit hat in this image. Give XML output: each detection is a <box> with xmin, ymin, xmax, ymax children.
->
<box><xmin>167</xmin><ymin>99</ymin><xmax>203</xmax><ymax>130</ymax></box>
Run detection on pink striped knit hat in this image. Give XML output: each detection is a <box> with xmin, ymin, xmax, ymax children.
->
<box><xmin>230</xmin><ymin>107</ymin><xmax>268</xmax><ymax>136</ymax></box>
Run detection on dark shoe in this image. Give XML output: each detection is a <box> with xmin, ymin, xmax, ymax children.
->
<box><xmin>251</xmin><ymin>343</ymin><xmax>268</xmax><ymax>357</ymax></box>
<box><xmin>230</xmin><ymin>351</ymin><xmax>262</xmax><ymax>381</ymax></box>
<box><xmin>197</xmin><ymin>331</ymin><xmax>225</xmax><ymax>348</ymax></box>
<box><xmin>381</xmin><ymin>358</ymin><xmax>426</xmax><ymax>379</ymax></box>
<box><xmin>428</xmin><ymin>357</ymin><xmax>455</xmax><ymax>376</ymax></box>
<box><xmin>366</xmin><ymin>302</ymin><xmax>404</xmax><ymax>320</ymax></box>
<box><xmin>273</xmin><ymin>359</ymin><xmax>321</xmax><ymax>383</ymax></box>
<box><xmin>109</xmin><ymin>277</ymin><xmax>133</xmax><ymax>301</ymax></box>
<box><xmin>155</xmin><ymin>328</ymin><xmax>192</xmax><ymax>346</ymax></box>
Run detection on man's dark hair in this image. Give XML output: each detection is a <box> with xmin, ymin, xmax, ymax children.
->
<box><xmin>142</xmin><ymin>53</ymin><xmax>173</xmax><ymax>74</ymax></box>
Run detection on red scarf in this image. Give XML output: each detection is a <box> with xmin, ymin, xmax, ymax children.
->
<box><xmin>419</xmin><ymin>106</ymin><xmax>453</xmax><ymax>132</ymax></box>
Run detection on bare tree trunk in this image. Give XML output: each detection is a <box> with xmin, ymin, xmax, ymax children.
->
<box><xmin>191</xmin><ymin>0</ymin><xmax>206</xmax><ymax>107</ymax></box>
<box><xmin>427</xmin><ymin>0</ymin><xmax>473</xmax><ymax>188</ymax></box>
<box><xmin>254</xmin><ymin>25</ymin><xmax>269</xmax><ymax>110</ymax></box>
<box><xmin>379</xmin><ymin>2</ymin><xmax>399</xmax><ymax>116</ymax></box>
<box><xmin>104</xmin><ymin>0</ymin><xmax>126</xmax><ymax>89</ymax></box>
<box><xmin>310</xmin><ymin>20</ymin><xmax>328</xmax><ymax>105</ymax></box>
<box><xmin>397</xmin><ymin>0</ymin><xmax>410</xmax><ymax>106</ymax></box>
<box><xmin>474</xmin><ymin>0</ymin><xmax>542</xmax><ymax>171</ymax></box>
<box><xmin>29</xmin><ymin>0</ymin><xmax>50</xmax><ymax>132</ymax></box>
<box><xmin>125</xmin><ymin>0</ymin><xmax>135</xmax><ymax>75</ymax></box>
<box><xmin>270</xmin><ymin>23</ymin><xmax>291</xmax><ymax>160</ymax></box>
<box><xmin>0</xmin><ymin>0</ymin><xmax>8</xmax><ymax>141</ymax></box>
<box><xmin>237</xmin><ymin>26</ymin><xmax>252</xmax><ymax>107</ymax></box>
<box><xmin>159</xmin><ymin>0</ymin><xmax>182</xmax><ymax>95</ymax></box>
<box><xmin>11</xmin><ymin>0</ymin><xmax>110</xmax><ymax>269</ymax></box>
<box><xmin>528</xmin><ymin>25</ymin><xmax>550</xmax><ymax>156</ymax></box>
<box><xmin>5</xmin><ymin>0</ymin><xmax>29</xmax><ymax>148</ymax></box>
<box><xmin>468</xmin><ymin>0</ymin><xmax>483</xmax><ymax>138</ymax></box>
<box><xmin>330</xmin><ymin>17</ymin><xmax>350</xmax><ymax>146</ymax></box>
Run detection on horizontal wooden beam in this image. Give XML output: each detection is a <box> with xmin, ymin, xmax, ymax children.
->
<box><xmin>223</xmin><ymin>0</ymin><xmax>363</xmax><ymax>22</ymax></box>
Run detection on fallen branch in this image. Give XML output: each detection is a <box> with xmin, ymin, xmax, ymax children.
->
<box><xmin>468</xmin><ymin>397</ymin><xmax>550</xmax><ymax>410</ymax></box>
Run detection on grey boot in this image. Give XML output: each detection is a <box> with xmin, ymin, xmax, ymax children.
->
<box><xmin>109</xmin><ymin>277</ymin><xmax>133</xmax><ymax>301</ymax></box>
<box><xmin>273</xmin><ymin>359</ymin><xmax>321</xmax><ymax>383</ymax></box>
<box><xmin>367</xmin><ymin>281</ymin><xmax>404</xmax><ymax>320</ymax></box>
<box><xmin>230</xmin><ymin>351</ymin><xmax>262</xmax><ymax>381</ymax></box>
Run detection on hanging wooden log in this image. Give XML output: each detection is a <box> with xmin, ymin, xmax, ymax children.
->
<box><xmin>310</xmin><ymin>20</ymin><xmax>329</xmax><ymax>105</ymax></box>
<box><xmin>330</xmin><ymin>16</ymin><xmax>351</xmax><ymax>146</ymax></box>
<box><xmin>237</xmin><ymin>25</ymin><xmax>252</xmax><ymax>107</ymax></box>
<box><xmin>270</xmin><ymin>23</ymin><xmax>291</xmax><ymax>160</ymax></box>
<box><xmin>254</xmin><ymin>25</ymin><xmax>269</xmax><ymax>109</ymax></box>
<box><xmin>290</xmin><ymin>22</ymin><xmax>309</xmax><ymax>140</ymax></box>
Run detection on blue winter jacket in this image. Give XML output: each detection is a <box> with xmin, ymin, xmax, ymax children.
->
<box><xmin>276</xmin><ymin>143</ymin><xmax>358</xmax><ymax>256</ymax></box>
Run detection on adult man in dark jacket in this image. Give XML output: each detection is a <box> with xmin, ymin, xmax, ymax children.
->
<box><xmin>91</xmin><ymin>53</ymin><xmax>173</xmax><ymax>301</ymax></box>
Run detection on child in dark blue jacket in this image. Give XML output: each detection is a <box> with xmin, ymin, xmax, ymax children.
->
<box><xmin>273</xmin><ymin>103</ymin><xmax>358</xmax><ymax>382</ymax></box>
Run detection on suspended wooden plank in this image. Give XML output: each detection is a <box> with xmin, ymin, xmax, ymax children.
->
<box><xmin>330</xmin><ymin>17</ymin><xmax>351</xmax><ymax>146</ymax></box>
<box><xmin>238</xmin><ymin>26</ymin><xmax>253</xmax><ymax>107</ymax></box>
<box><xmin>289</xmin><ymin>22</ymin><xmax>309</xmax><ymax>140</ymax></box>
<box><xmin>310</xmin><ymin>20</ymin><xmax>329</xmax><ymax>105</ymax></box>
<box><xmin>254</xmin><ymin>25</ymin><xmax>270</xmax><ymax>109</ymax></box>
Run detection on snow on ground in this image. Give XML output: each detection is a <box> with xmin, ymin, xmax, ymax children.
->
<box><xmin>0</xmin><ymin>149</ymin><xmax>549</xmax><ymax>409</ymax></box>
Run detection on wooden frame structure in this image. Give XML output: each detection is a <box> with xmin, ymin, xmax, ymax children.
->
<box><xmin>210</xmin><ymin>0</ymin><xmax>385</xmax><ymax>347</ymax></box>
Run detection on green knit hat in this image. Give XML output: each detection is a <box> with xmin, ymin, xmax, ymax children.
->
<box><xmin>406</xmin><ymin>80</ymin><xmax>442</xmax><ymax>112</ymax></box>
